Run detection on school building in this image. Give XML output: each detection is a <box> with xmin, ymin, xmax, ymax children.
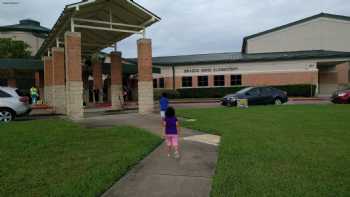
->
<box><xmin>134</xmin><ymin>13</ymin><xmax>350</xmax><ymax>96</ymax></box>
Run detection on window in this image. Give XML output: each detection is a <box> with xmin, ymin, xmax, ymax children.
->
<box><xmin>153</xmin><ymin>79</ymin><xmax>158</xmax><ymax>88</ymax></box>
<box><xmin>0</xmin><ymin>90</ymin><xmax>11</xmax><ymax>98</ymax></box>
<box><xmin>247</xmin><ymin>88</ymin><xmax>260</xmax><ymax>96</ymax></box>
<box><xmin>214</xmin><ymin>75</ymin><xmax>225</xmax><ymax>86</ymax></box>
<box><xmin>198</xmin><ymin>76</ymin><xmax>208</xmax><ymax>87</ymax></box>
<box><xmin>159</xmin><ymin>78</ymin><xmax>165</xmax><ymax>88</ymax></box>
<box><xmin>182</xmin><ymin>77</ymin><xmax>192</xmax><ymax>87</ymax></box>
<box><xmin>260</xmin><ymin>87</ymin><xmax>273</xmax><ymax>95</ymax></box>
<box><xmin>231</xmin><ymin>75</ymin><xmax>242</xmax><ymax>86</ymax></box>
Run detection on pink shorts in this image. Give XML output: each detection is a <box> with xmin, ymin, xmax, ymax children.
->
<box><xmin>165</xmin><ymin>135</ymin><xmax>178</xmax><ymax>147</ymax></box>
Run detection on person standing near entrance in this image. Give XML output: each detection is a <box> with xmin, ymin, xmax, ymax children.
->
<box><xmin>159</xmin><ymin>93</ymin><xmax>169</xmax><ymax>119</ymax></box>
<box><xmin>30</xmin><ymin>86</ymin><xmax>38</xmax><ymax>104</ymax></box>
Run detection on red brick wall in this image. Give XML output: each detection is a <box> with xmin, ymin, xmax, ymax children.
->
<box><xmin>208</xmin><ymin>75</ymin><xmax>214</xmax><ymax>87</ymax></box>
<box><xmin>110</xmin><ymin>52</ymin><xmax>122</xmax><ymax>85</ymax></box>
<box><xmin>64</xmin><ymin>32</ymin><xmax>82</xmax><ymax>82</ymax></box>
<box><xmin>52</xmin><ymin>48</ymin><xmax>65</xmax><ymax>86</ymax></box>
<box><xmin>336</xmin><ymin>62</ymin><xmax>350</xmax><ymax>84</ymax></box>
<box><xmin>44</xmin><ymin>57</ymin><xmax>53</xmax><ymax>86</ymax></box>
<box><xmin>242</xmin><ymin>71</ymin><xmax>318</xmax><ymax>86</ymax></box>
<box><xmin>137</xmin><ymin>39</ymin><xmax>152</xmax><ymax>82</ymax></box>
<box><xmin>92</xmin><ymin>62</ymin><xmax>103</xmax><ymax>89</ymax></box>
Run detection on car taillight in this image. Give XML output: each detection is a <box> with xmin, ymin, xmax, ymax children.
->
<box><xmin>19</xmin><ymin>96</ymin><xmax>29</xmax><ymax>103</ymax></box>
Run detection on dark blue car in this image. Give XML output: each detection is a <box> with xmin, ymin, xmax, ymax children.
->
<box><xmin>221</xmin><ymin>87</ymin><xmax>288</xmax><ymax>106</ymax></box>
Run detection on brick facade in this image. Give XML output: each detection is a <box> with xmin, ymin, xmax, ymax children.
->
<box><xmin>110</xmin><ymin>51</ymin><xmax>123</xmax><ymax>110</ymax></box>
<box><xmin>52</xmin><ymin>47</ymin><xmax>66</xmax><ymax>114</ymax></box>
<box><xmin>336</xmin><ymin>62</ymin><xmax>350</xmax><ymax>85</ymax></box>
<box><xmin>92</xmin><ymin>60</ymin><xmax>103</xmax><ymax>90</ymax></box>
<box><xmin>52</xmin><ymin>48</ymin><xmax>65</xmax><ymax>86</ymax></box>
<box><xmin>137</xmin><ymin>39</ymin><xmax>154</xmax><ymax>114</ymax></box>
<box><xmin>64</xmin><ymin>32</ymin><xmax>83</xmax><ymax>119</ymax></box>
<box><xmin>242</xmin><ymin>71</ymin><xmax>318</xmax><ymax>86</ymax></box>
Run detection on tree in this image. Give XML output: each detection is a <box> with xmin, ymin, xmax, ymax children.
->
<box><xmin>0</xmin><ymin>38</ymin><xmax>32</xmax><ymax>58</ymax></box>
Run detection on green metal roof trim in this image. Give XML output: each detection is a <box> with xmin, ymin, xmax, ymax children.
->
<box><xmin>0</xmin><ymin>59</ymin><xmax>43</xmax><ymax>70</ymax></box>
<box><xmin>0</xmin><ymin>58</ymin><xmax>160</xmax><ymax>74</ymax></box>
<box><xmin>102</xmin><ymin>63</ymin><xmax>161</xmax><ymax>74</ymax></box>
<box><xmin>241</xmin><ymin>13</ymin><xmax>350</xmax><ymax>53</ymax></box>
<box><xmin>126</xmin><ymin>50</ymin><xmax>350</xmax><ymax>66</ymax></box>
<box><xmin>0</xmin><ymin>19</ymin><xmax>50</xmax><ymax>37</ymax></box>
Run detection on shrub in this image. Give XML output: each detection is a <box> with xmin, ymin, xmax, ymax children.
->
<box><xmin>154</xmin><ymin>89</ymin><xmax>181</xmax><ymax>100</ymax></box>
<box><xmin>177</xmin><ymin>86</ymin><xmax>247</xmax><ymax>98</ymax></box>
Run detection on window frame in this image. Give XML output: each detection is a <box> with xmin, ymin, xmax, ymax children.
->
<box><xmin>214</xmin><ymin>75</ymin><xmax>225</xmax><ymax>87</ymax></box>
<box><xmin>181</xmin><ymin>76</ymin><xmax>193</xmax><ymax>88</ymax></box>
<box><xmin>197</xmin><ymin>76</ymin><xmax>209</xmax><ymax>87</ymax></box>
<box><xmin>230</xmin><ymin>74</ymin><xmax>242</xmax><ymax>86</ymax></box>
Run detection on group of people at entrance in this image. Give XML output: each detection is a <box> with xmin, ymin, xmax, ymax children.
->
<box><xmin>160</xmin><ymin>93</ymin><xmax>181</xmax><ymax>159</ymax></box>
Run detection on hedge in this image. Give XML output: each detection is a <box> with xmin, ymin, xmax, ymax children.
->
<box><xmin>154</xmin><ymin>84</ymin><xmax>316</xmax><ymax>99</ymax></box>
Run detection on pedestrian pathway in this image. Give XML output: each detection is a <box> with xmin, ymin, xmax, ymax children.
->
<box><xmin>79</xmin><ymin>113</ymin><xmax>220</xmax><ymax>197</ymax></box>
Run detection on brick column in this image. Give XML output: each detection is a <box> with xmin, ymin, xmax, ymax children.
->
<box><xmin>225</xmin><ymin>75</ymin><xmax>231</xmax><ymax>87</ymax></box>
<box><xmin>91</xmin><ymin>56</ymin><xmax>103</xmax><ymax>103</ymax></box>
<box><xmin>110</xmin><ymin>51</ymin><xmax>123</xmax><ymax>110</ymax></box>
<box><xmin>64</xmin><ymin>32</ymin><xmax>83</xmax><ymax>119</ymax></box>
<box><xmin>44</xmin><ymin>56</ymin><xmax>53</xmax><ymax>105</ymax></box>
<box><xmin>192</xmin><ymin>76</ymin><xmax>198</xmax><ymax>88</ymax></box>
<box><xmin>34</xmin><ymin>71</ymin><xmax>40</xmax><ymax>88</ymax></box>
<box><xmin>7</xmin><ymin>79</ymin><xmax>16</xmax><ymax>87</ymax></box>
<box><xmin>137</xmin><ymin>39</ymin><xmax>154</xmax><ymax>114</ymax></box>
<box><xmin>336</xmin><ymin>62</ymin><xmax>350</xmax><ymax>85</ymax></box>
<box><xmin>208</xmin><ymin>75</ymin><xmax>214</xmax><ymax>87</ymax></box>
<box><xmin>52</xmin><ymin>47</ymin><xmax>66</xmax><ymax>114</ymax></box>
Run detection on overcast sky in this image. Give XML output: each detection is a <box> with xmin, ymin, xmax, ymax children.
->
<box><xmin>1</xmin><ymin>0</ymin><xmax>350</xmax><ymax>57</ymax></box>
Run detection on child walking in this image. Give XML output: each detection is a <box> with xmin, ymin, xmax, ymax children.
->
<box><xmin>163</xmin><ymin>107</ymin><xmax>180</xmax><ymax>158</ymax></box>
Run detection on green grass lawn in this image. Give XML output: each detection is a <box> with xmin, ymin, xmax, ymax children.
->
<box><xmin>178</xmin><ymin>105</ymin><xmax>350</xmax><ymax>197</ymax></box>
<box><xmin>0</xmin><ymin>119</ymin><xmax>161</xmax><ymax>197</ymax></box>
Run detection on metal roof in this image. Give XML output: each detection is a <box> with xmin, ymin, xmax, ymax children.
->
<box><xmin>127</xmin><ymin>50</ymin><xmax>350</xmax><ymax>66</ymax></box>
<box><xmin>242</xmin><ymin>13</ymin><xmax>350</xmax><ymax>53</ymax></box>
<box><xmin>36</xmin><ymin>0</ymin><xmax>160</xmax><ymax>58</ymax></box>
<box><xmin>0</xmin><ymin>19</ymin><xmax>50</xmax><ymax>38</ymax></box>
<box><xmin>0</xmin><ymin>59</ymin><xmax>43</xmax><ymax>70</ymax></box>
<box><xmin>0</xmin><ymin>58</ymin><xmax>160</xmax><ymax>74</ymax></box>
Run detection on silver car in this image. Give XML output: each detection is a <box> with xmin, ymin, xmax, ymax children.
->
<box><xmin>0</xmin><ymin>86</ymin><xmax>32</xmax><ymax>122</ymax></box>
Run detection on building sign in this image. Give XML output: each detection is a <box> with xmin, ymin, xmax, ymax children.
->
<box><xmin>184</xmin><ymin>67</ymin><xmax>238</xmax><ymax>73</ymax></box>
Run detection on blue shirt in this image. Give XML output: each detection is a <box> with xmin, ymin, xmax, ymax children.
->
<box><xmin>159</xmin><ymin>96</ymin><xmax>169</xmax><ymax>111</ymax></box>
<box><xmin>165</xmin><ymin>117</ymin><xmax>178</xmax><ymax>135</ymax></box>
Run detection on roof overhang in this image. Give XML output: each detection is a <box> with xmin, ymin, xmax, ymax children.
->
<box><xmin>36</xmin><ymin>0</ymin><xmax>160</xmax><ymax>58</ymax></box>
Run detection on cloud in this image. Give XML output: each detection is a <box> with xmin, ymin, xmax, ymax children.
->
<box><xmin>1</xmin><ymin>0</ymin><xmax>350</xmax><ymax>57</ymax></box>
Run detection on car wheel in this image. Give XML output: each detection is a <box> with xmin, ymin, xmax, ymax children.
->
<box><xmin>0</xmin><ymin>109</ymin><xmax>14</xmax><ymax>122</ymax></box>
<box><xmin>274</xmin><ymin>98</ymin><xmax>282</xmax><ymax>105</ymax></box>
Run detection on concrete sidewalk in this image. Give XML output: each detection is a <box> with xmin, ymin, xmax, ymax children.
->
<box><xmin>79</xmin><ymin>113</ymin><xmax>220</xmax><ymax>197</ymax></box>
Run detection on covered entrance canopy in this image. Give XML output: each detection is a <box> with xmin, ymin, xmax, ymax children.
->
<box><xmin>38</xmin><ymin>0</ymin><xmax>160</xmax><ymax>119</ymax></box>
<box><xmin>36</xmin><ymin>0</ymin><xmax>160</xmax><ymax>57</ymax></box>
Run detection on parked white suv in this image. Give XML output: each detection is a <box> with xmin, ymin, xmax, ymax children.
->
<box><xmin>0</xmin><ymin>87</ymin><xmax>31</xmax><ymax>122</ymax></box>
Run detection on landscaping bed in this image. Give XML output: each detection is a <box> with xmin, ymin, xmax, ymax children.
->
<box><xmin>0</xmin><ymin>119</ymin><xmax>161</xmax><ymax>197</ymax></box>
<box><xmin>178</xmin><ymin>105</ymin><xmax>350</xmax><ymax>197</ymax></box>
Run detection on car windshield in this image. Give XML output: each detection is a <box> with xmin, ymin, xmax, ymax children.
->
<box><xmin>236</xmin><ymin>87</ymin><xmax>253</xmax><ymax>94</ymax></box>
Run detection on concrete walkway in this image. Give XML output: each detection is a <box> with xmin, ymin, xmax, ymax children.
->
<box><xmin>78</xmin><ymin>113</ymin><xmax>220</xmax><ymax>197</ymax></box>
